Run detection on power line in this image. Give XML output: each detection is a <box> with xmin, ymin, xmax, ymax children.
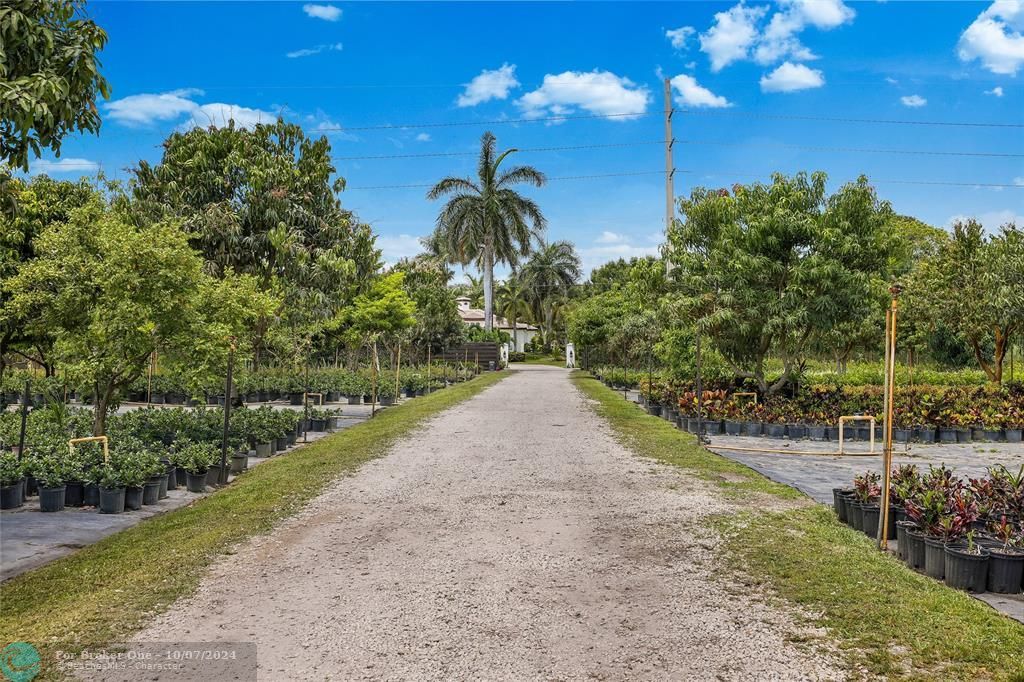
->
<box><xmin>334</xmin><ymin>140</ymin><xmax>665</xmax><ymax>160</ymax></box>
<box><xmin>677</xmin><ymin>139</ymin><xmax>1024</xmax><ymax>158</ymax></box>
<box><xmin>346</xmin><ymin>170</ymin><xmax>677</xmax><ymax>190</ymax></box>
<box><xmin>677</xmin><ymin>109</ymin><xmax>1024</xmax><ymax>129</ymax></box>
<box><xmin>692</xmin><ymin>171</ymin><xmax>1024</xmax><ymax>189</ymax></box>
<box><xmin>318</xmin><ymin>111</ymin><xmax>658</xmax><ymax>132</ymax></box>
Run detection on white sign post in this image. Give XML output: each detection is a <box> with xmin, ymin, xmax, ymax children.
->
<box><xmin>565</xmin><ymin>343</ymin><xmax>576</xmax><ymax>369</ymax></box>
<box><xmin>500</xmin><ymin>342</ymin><xmax>509</xmax><ymax>367</ymax></box>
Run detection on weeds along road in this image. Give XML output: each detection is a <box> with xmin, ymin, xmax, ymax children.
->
<box><xmin>120</xmin><ymin>364</ymin><xmax>840</xmax><ymax>681</ymax></box>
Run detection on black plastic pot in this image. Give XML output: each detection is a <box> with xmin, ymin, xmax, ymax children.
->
<box><xmin>825</xmin><ymin>426</ymin><xmax>840</xmax><ymax>441</ymax></box>
<box><xmin>944</xmin><ymin>546</ymin><xmax>989</xmax><ymax>592</ymax></box>
<box><xmin>275</xmin><ymin>437</ymin><xmax>287</xmax><ymax>452</ymax></box>
<box><xmin>861</xmin><ymin>504</ymin><xmax>880</xmax><ymax>538</ymax></box>
<box><xmin>849</xmin><ymin>501</ymin><xmax>864</xmax><ymax>531</ymax></box>
<box><xmin>766</xmin><ymin>423</ymin><xmax>786</xmax><ymax>439</ymax></box>
<box><xmin>883</xmin><ymin>506</ymin><xmax>897</xmax><ymax>540</ymax></box>
<box><xmin>289</xmin><ymin>392</ymin><xmax>305</xmax><ymax>406</ymax></box>
<box><xmin>808</xmin><ymin>425</ymin><xmax>827</xmax><ymax>441</ymax></box>
<box><xmin>856</xmin><ymin>426</ymin><xmax>870</xmax><ymax>441</ymax></box>
<box><xmin>917</xmin><ymin>426</ymin><xmax>937</xmax><ymax>443</ymax></box>
<box><xmin>142</xmin><ymin>478</ymin><xmax>161</xmax><ymax>505</ymax></box>
<box><xmin>841</xmin><ymin>424</ymin><xmax>857</xmax><ymax>442</ymax></box>
<box><xmin>309</xmin><ymin>418</ymin><xmax>326</xmax><ymax>432</ymax></box>
<box><xmin>904</xmin><ymin>528</ymin><xmax>926</xmax><ymax>571</ymax></box>
<box><xmin>346</xmin><ymin>394</ymin><xmax>362</xmax><ymax>405</ymax></box>
<box><xmin>25</xmin><ymin>475</ymin><xmax>38</xmax><ymax>497</ymax></box>
<box><xmin>176</xmin><ymin>467</ymin><xmax>190</xmax><ymax>487</ymax></box>
<box><xmin>163</xmin><ymin>461</ymin><xmax>176</xmax><ymax>492</ymax></box>
<box><xmin>99</xmin><ymin>486</ymin><xmax>125</xmax><ymax>514</ymax></box>
<box><xmin>938</xmin><ymin>427</ymin><xmax>958</xmax><ymax>444</ymax></box>
<box><xmin>125</xmin><ymin>486</ymin><xmax>143</xmax><ymax>511</ymax></box>
<box><xmin>787</xmin><ymin>424</ymin><xmax>807</xmax><ymax>440</ymax></box>
<box><xmin>327</xmin><ymin>391</ymin><xmax>341</xmax><ymax>402</ymax></box>
<box><xmin>924</xmin><ymin>536</ymin><xmax>948</xmax><ymax>580</ymax></box>
<box><xmin>987</xmin><ymin>548</ymin><xmax>1024</xmax><ymax>594</ymax></box>
<box><xmin>64</xmin><ymin>481</ymin><xmax>84</xmax><ymax>507</ymax></box>
<box><xmin>646</xmin><ymin>404</ymin><xmax>663</xmax><ymax>417</ymax></box>
<box><xmin>38</xmin><ymin>485</ymin><xmax>66</xmax><ymax>512</ymax></box>
<box><xmin>956</xmin><ymin>428</ymin><xmax>972</xmax><ymax>444</ymax></box>
<box><xmin>186</xmin><ymin>470</ymin><xmax>207</xmax><ymax>493</ymax></box>
<box><xmin>230</xmin><ymin>453</ymin><xmax>247</xmax><ymax>474</ymax></box>
<box><xmin>981</xmin><ymin>429</ymin><xmax>1002</xmax><ymax>442</ymax></box>
<box><xmin>742</xmin><ymin>422</ymin><xmax>761</xmax><ymax>437</ymax></box>
<box><xmin>380</xmin><ymin>396</ymin><xmax>395</xmax><ymax>407</ymax></box>
<box><xmin>1005</xmin><ymin>428</ymin><xmax>1023</xmax><ymax>443</ymax></box>
<box><xmin>206</xmin><ymin>465</ymin><xmax>227</xmax><ymax>487</ymax></box>
<box><xmin>83</xmin><ymin>483</ymin><xmax>99</xmax><ymax>507</ymax></box>
<box><xmin>894</xmin><ymin>428</ymin><xmax>910</xmax><ymax>443</ymax></box>
<box><xmin>895</xmin><ymin>520</ymin><xmax>914</xmax><ymax>560</ymax></box>
<box><xmin>832</xmin><ymin>488</ymin><xmax>846</xmax><ymax>520</ymax></box>
<box><xmin>255</xmin><ymin>442</ymin><xmax>273</xmax><ymax>458</ymax></box>
<box><xmin>1</xmin><ymin>481</ymin><xmax>25</xmax><ymax>509</ymax></box>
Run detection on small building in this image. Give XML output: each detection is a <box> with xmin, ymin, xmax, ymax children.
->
<box><xmin>455</xmin><ymin>296</ymin><xmax>538</xmax><ymax>352</ymax></box>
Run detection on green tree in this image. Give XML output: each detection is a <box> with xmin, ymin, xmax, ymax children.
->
<box><xmin>393</xmin><ymin>256</ymin><xmax>464</xmax><ymax>354</ymax></box>
<box><xmin>0</xmin><ymin>0</ymin><xmax>110</xmax><ymax>170</ymax></box>
<box><xmin>3</xmin><ymin>196</ymin><xmax>263</xmax><ymax>434</ymax></box>
<box><xmin>666</xmin><ymin>172</ymin><xmax>895</xmax><ymax>395</ymax></box>
<box><xmin>908</xmin><ymin>220</ymin><xmax>1023</xmax><ymax>383</ymax></box>
<box><xmin>427</xmin><ymin>131</ymin><xmax>546</xmax><ymax>332</ymax></box>
<box><xmin>129</xmin><ymin>119</ymin><xmax>380</xmax><ymax>366</ymax></box>
<box><xmin>0</xmin><ymin>174</ymin><xmax>98</xmax><ymax>376</ymax></box>
<box><xmin>495</xmin><ymin>275</ymin><xmax>532</xmax><ymax>351</ymax></box>
<box><xmin>348</xmin><ymin>272</ymin><xmax>417</xmax><ymax>402</ymax></box>
<box><xmin>520</xmin><ymin>240</ymin><xmax>581</xmax><ymax>348</ymax></box>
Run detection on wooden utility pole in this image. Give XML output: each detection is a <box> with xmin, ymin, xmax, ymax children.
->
<box><xmin>663</xmin><ymin>77</ymin><xmax>675</xmax><ymax>235</ymax></box>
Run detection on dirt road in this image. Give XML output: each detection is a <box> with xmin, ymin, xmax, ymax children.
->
<box><xmin>126</xmin><ymin>365</ymin><xmax>840</xmax><ymax>680</ymax></box>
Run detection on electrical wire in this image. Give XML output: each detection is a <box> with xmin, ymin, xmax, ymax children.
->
<box><xmin>677</xmin><ymin>109</ymin><xmax>1024</xmax><ymax>129</ymax></box>
<box><xmin>676</xmin><ymin>139</ymin><xmax>1024</xmax><ymax>158</ymax></box>
<box><xmin>334</xmin><ymin>140</ymin><xmax>666</xmax><ymax>160</ymax></box>
<box><xmin>317</xmin><ymin>111</ymin><xmax>658</xmax><ymax>132</ymax></box>
<box><xmin>346</xmin><ymin>170</ymin><xmax>677</xmax><ymax>190</ymax></box>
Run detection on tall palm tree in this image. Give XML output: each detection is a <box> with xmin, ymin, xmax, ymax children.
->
<box><xmin>495</xmin><ymin>274</ymin><xmax>532</xmax><ymax>351</ymax></box>
<box><xmin>520</xmin><ymin>240</ymin><xmax>582</xmax><ymax>348</ymax></box>
<box><xmin>427</xmin><ymin>131</ymin><xmax>546</xmax><ymax>332</ymax></box>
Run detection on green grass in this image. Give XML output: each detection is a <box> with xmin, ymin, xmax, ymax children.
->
<box><xmin>0</xmin><ymin>371</ymin><xmax>506</xmax><ymax>675</ymax></box>
<box><xmin>573</xmin><ymin>371</ymin><xmax>1024</xmax><ymax>681</ymax></box>
<box><xmin>521</xmin><ymin>354</ymin><xmax>566</xmax><ymax>367</ymax></box>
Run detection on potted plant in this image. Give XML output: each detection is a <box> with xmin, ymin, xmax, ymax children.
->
<box><xmin>31</xmin><ymin>450</ymin><xmax>71</xmax><ymax>513</ymax></box>
<box><xmin>853</xmin><ymin>472</ymin><xmax>882</xmax><ymax>538</ymax></box>
<box><xmin>180</xmin><ymin>442</ymin><xmax>215</xmax><ymax>493</ymax></box>
<box><xmin>945</xmin><ymin>531</ymin><xmax>990</xmax><ymax>592</ymax></box>
<box><xmin>0</xmin><ymin>452</ymin><xmax>25</xmax><ymax>510</ymax></box>
<box><xmin>98</xmin><ymin>464</ymin><xmax>126</xmax><ymax>514</ymax></box>
<box><xmin>138</xmin><ymin>450</ymin><xmax>165</xmax><ymax>506</ymax></box>
<box><xmin>986</xmin><ymin>516</ymin><xmax>1024</xmax><ymax>594</ymax></box>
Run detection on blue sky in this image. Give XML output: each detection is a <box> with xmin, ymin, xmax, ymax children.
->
<box><xmin>29</xmin><ymin>0</ymin><xmax>1024</xmax><ymax>273</ymax></box>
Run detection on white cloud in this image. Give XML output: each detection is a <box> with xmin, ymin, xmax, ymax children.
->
<box><xmin>286</xmin><ymin>42</ymin><xmax>343</xmax><ymax>58</ymax></box>
<box><xmin>759</xmin><ymin>62</ymin><xmax>825</xmax><ymax>92</ymax></box>
<box><xmin>947</xmin><ymin>209</ymin><xmax>1023</xmax><ymax>230</ymax></box>
<box><xmin>900</xmin><ymin>94</ymin><xmax>927</xmax><ymax>107</ymax></box>
<box><xmin>516</xmin><ymin>70</ymin><xmax>650</xmax><ymax>119</ymax></box>
<box><xmin>105</xmin><ymin>88</ymin><xmax>278</xmax><ymax>129</ymax></box>
<box><xmin>958</xmin><ymin>1</ymin><xmax>1024</xmax><ymax>75</ymax></box>
<box><xmin>666</xmin><ymin>26</ymin><xmax>696</xmax><ymax>49</ymax></box>
<box><xmin>30</xmin><ymin>158</ymin><xmax>99</xmax><ymax>175</ymax></box>
<box><xmin>1014</xmin><ymin>176</ymin><xmax>1024</xmax><ymax>186</ymax></box>
<box><xmin>456</xmin><ymin>64</ymin><xmax>520</xmax><ymax>107</ymax></box>
<box><xmin>885</xmin><ymin>76</ymin><xmax>899</xmax><ymax>85</ymax></box>
<box><xmin>579</xmin><ymin>242</ymin><xmax>661</xmax><ymax>273</ymax></box>
<box><xmin>104</xmin><ymin>88</ymin><xmax>204</xmax><ymax>126</ymax></box>
<box><xmin>415</xmin><ymin>132</ymin><xmax>431</xmax><ymax>142</ymax></box>
<box><xmin>302</xmin><ymin>4</ymin><xmax>341</xmax><ymax>21</ymax></box>
<box><xmin>596</xmin><ymin>231</ymin><xmax>625</xmax><ymax>244</ymax></box>
<box><xmin>670</xmin><ymin>74</ymin><xmax>732</xmax><ymax>107</ymax></box>
<box><xmin>700</xmin><ymin>3</ymin><xmax>767</xmax><ymax>71</ymax></box>
<box><xmin>699</xmin><ymin>0</ymin><xmax>853</xmax><ymax>70</ymax></box>
<box><xmin>985</xmin><ymin>85</ymin><xmax>1005</xmax><ymax>96</ymax></box>
<box><xmin>186</xmin><ymin>103</ymin><xmax>278</xmax><ymax>129</ymax></box>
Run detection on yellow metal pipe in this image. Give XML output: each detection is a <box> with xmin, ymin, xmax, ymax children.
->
<box><xmin>69</xmin><ymin>435</ymin><xmax>109</xmax><ymax>464</ymax></box>
<box><xmin>705</xmin><ymin>442</ymin><xmax>876</xmax><ymax>457</ymax></box>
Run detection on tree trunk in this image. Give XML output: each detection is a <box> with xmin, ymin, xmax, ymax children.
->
<box><xmin>483</xmin><ymin>249</ymin><xmax>494</xmax><ymax>333</ymax></box>
<box><xmin>93</xmin><ymin>382</ymin><xmax>115</xmax><ymax>436</ymax></box>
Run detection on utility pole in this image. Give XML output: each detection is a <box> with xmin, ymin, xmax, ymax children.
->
<box><xmin>663</xmin><ymin>77</ymin><xmax>675</xmax><ymax>236</ymax></box>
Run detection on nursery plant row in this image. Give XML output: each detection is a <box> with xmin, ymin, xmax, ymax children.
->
<box><xmin>592</xmin><ymin>371</ymin><xmax>1024</xmax><ymax>441</ymax></box>
<box><xmin>0</xmin><ymin>377</ymin><xmax>468</xmax><ymax>513</ymax></box>
<box><xmin>834</xmin><ymin>464</ymin><xmax>1024</xmax><ymax>595</ymax></box>
<box><xmin>0</xmin><ymin>363</ymin><xmax>479</xmax><ymax>408</ymax></box>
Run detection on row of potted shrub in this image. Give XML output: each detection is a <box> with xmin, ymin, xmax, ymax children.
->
<box><xmin>0</xmin><ymin>404</ymin><xmax>344</xmax><ymax>512</ymax></box>
<box><xmin>1</xmin><ymin>363</ymin><xmax>476</xmax><ymax>409</ymax></box>
<box><xmin>833</xmin><ymin>464</ymin><xmax>1024</xmax><ymax>594</ymax></box>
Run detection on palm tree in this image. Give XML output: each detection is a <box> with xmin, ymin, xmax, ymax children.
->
<box><xmin>427</xmin><ymin>131</ymin><xmax>546</xmax><ymax>332</ymax></box>
<box><xmin>495</xmin><ymin>274</ymin><xmax>532</xmax><ymax>351</ymax></box>
<box><xmin>520</xmin><ymin>240</ymin><xmax>582</xmax><ymax>348</ymax></box>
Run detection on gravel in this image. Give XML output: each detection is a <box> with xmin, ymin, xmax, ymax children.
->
<box><xmin>117</xmin><ymin>365</ymin><xmax>843</xmax><ymax>681</ymax></box>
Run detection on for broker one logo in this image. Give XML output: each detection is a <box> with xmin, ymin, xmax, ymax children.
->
<box><xmin>0</xmin><ymin>642</ymin><xmax>40</xmax><ymax>682</ymax></box>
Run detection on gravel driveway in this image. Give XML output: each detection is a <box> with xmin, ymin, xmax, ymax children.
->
<box><xmin>119</xmin><ymin>365</ymin><xmax>841</xmax><ymax>681</ymax></box>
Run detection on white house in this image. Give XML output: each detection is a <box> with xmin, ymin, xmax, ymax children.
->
<box><xmin>455</xmin><ymin>296</ymin><xmax>538</xmax><ymax>352</ymax></box>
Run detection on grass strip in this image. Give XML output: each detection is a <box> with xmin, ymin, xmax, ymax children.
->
<box><xmin>573</xmin><ymin>371</ymin><xmax>1024</xmax><ymax>681</ymax></box>
<box><xmin>0</xmin><ymin>371</ymin><xmax>506</xmax><ymax>672</ymax></box>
